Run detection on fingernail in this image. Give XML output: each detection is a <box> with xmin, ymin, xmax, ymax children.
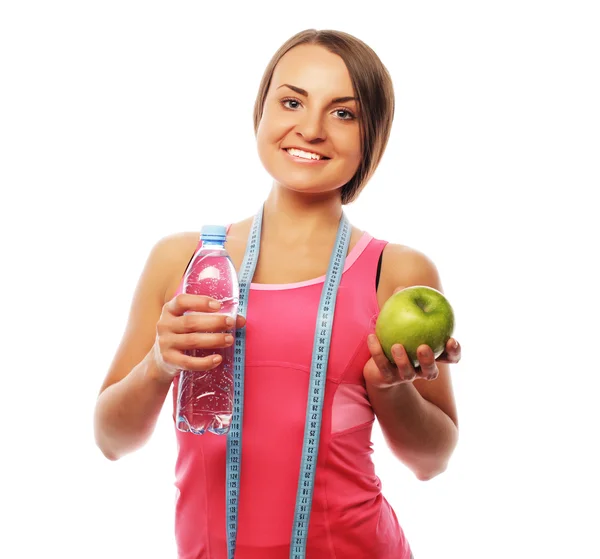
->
<box><xmin>209</xmin><ymin>300</ymin><xmax>222</xmax><ymax>309</ymax></box>
<box><xmin>454</xmin><ymin>339</ymin><xmax>459</xmax><ymax>349</ymax></box>
<box><xmin>225</xmin><ymin>316</ymin><xmax>235</xmax><ymax>327</ymax></box>
<box><xmin>393</xmin><ymin>345</ymin><xmax>403</xmax><ymax>358</ymax></box>
<box><xmin>213</xmin><ymin>355</ymin><xmax>222</xmax><ymax>364</ymax></box>
<box><xmin>225</xmin><ymin>335</ymin><xmax>234</xmax><ymax>344</ymax></box>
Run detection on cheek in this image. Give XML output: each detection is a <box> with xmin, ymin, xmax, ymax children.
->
<box><xmin>342</xmin><ymin>144</ymin><xmax>364</xmax><ymax>182</ymax></box>
<box><xmin>256</xmin><ymin>116</ymin><xmax>275</xmax><ymax>156</ymax></box>
<box><xmin>338</xmin><ymin>133</ymin><xmax>362</xmax><ymax>168</ymax></box>
<box><xmin>331</xmin><ymin>125</ymin><xmax>361</xmax><ymax>153</ymax></box>
<box><xmin>259</xmin><ymin>102</ymin><xmax>288</xmax><ymax>130</ymax></box>
<box><xmin>255</xmin><ymin>116</ymin><xmax>282</xmax><ymax>170</ymax></box>
<box><xmin>257</xmin><ymin>113</ymin><xmax>287</xmax><ymax>150</ymax></box>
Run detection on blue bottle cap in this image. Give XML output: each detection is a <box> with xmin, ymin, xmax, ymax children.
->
<box><xmin>200</xmin><ymin>225</ymin><xmax>227</xmax><ymax>242</ymax></box>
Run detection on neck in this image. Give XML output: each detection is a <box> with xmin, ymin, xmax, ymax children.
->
<box><xmin>262</xmin><ymin>184</ymin><xmax>344</xmax><ymax>243</ymax></box>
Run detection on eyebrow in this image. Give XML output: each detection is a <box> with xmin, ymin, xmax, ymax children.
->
<box><xmin>277</xmin><ymin>83</ymin><xmax>357</xmax><ymax>104</ymax></box>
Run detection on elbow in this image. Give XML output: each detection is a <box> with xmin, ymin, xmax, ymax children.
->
<box><xmin>415</xmin><ymin>429</ymin><xmax>459</xmax><ymax>482</ymax></box>
<box><xmin>94</xmin><ymin>417</ymin><xmax>121</xmax><ymax>462</ymax></box>
<box><xmin>95</xmin><ymin>433</ymin><xmax>121</xmax><ymax>462</ymax></box>
<box><xmin>99</xmin><ymin>445</ymin><xmax>120</xmax><ymax>462</ymax></box>
<box><xmin>391</xmin><ymin>448</ymin><xmax>449</xmax><ymax>482</ymax></box>
<box><xmin>94</xmin><ymin>398</ymin><xmax>122</xmax><ymax>462</ymax></box>
<box><xmin>415</xmin><ymin>462</ymin><xmax>448</xmax><ymax>482</ymax></box>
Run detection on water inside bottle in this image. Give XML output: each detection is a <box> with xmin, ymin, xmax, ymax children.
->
<box><xmin>176</xmin><ymin>252</ymin><xmax>239</xmax><ymax>435</ymax></box>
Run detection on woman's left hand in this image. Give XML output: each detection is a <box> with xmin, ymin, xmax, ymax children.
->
<box><xmin>364</xmin><ymin>333</ymin><xmax>461</xmax><ymax>390</ymax></box>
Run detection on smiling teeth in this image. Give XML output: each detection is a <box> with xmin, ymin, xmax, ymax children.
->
<box><xmin>286</xmin><ymin>148</ymin><xmax>323</xmax><ymax>160</ymax></box>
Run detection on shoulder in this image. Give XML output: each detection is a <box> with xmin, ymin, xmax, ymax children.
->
<box><xmin>378</xmin><ymin>242</ymin><xmax>442</xmax><ymax>301</ymax></box>
<box><xmin>150</xmin><ymin>231</ymin><xmax>201</xmax><ymax>272</ymax></box>
<box><xmin>150</xmin><ymin>231</ymin><xmax>201</xmax><ymax>302</ymax></box>
<box><xmin>152</xmin><ymin>230</ymin><xmax>200</xmax><ymax>257</ymax></box>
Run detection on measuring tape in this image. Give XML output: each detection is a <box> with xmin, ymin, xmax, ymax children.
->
<box><xmin>226</xmin><ymin>204</ymin><xmax>351</xmax><ymax>559</ymax></box>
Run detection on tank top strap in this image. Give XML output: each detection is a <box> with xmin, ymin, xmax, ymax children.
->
<box><xmin>344</xmin><ymin>234</ymin><xmax>388</xmax><ymax>285</ymax></box>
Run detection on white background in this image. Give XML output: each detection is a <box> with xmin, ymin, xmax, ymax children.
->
<box><xmin>1</xmin><ymin>1</ymin><xmax>599</xmax><ymax>558</ymax></box>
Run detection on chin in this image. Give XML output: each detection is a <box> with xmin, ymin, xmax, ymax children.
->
<box><xmin>257</xmin><ymin>148</ymin><xmax>356</xmax><ymax>195</ymax></box>
<box><xmin>277</xmin><ymin>181</ymin><xmax>334</xmax><ymax>196</ymax></box>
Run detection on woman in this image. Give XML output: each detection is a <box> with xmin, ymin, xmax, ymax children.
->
<box><xmin>94</xmin><ymin>28</ymin><xmax>461</xmax><ymax>559</ymax></box>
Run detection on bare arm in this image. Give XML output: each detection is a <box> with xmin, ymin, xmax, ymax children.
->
<box><xmin>94</xmin><ymin>233</ymin><xmax>246</xmax><ymax>461</ymax></box>
<box><xmin>365</xmin><ymin>244</ymin><xmax>459</xmax><ymax>480</ymax></box>
<box><xmin>93</xmin><ymin>234</ymin><xmax>190</xmax><ymax>460</ymax></box>
<box><xmin>366</xmin><ymin>375</ymin><xmax>458</xmax><ymax>480</ymax></box>
<box><xmin>94</xmin><ymin>350</ymin><xmax>173</xmax><ymax>461</ymax></box>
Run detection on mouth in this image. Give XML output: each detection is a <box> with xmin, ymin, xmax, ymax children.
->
<box><xmin>283</xmin><ymin>147</ymin><xmax>331</xmax><ymax>162</ymax></box>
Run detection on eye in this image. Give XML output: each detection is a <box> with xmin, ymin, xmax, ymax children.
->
<box><xmin>334</xmin><ymin>109</ymin><xmax>356</xmax><ymax>121</ymax></box>
<box><xmin>281</xmin><ymin>98</ymin><xmax>302</xmax><ymax>110</ymax></box>
<box><xmin>280</xmin><ymin>97</ymin><xmax>356</xmax><ymax>121</ymax></box>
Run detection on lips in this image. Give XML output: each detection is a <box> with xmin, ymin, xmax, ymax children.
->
<box><xmin>283</xmin><ymin>146</ymin><xmax>331</xmax><ymax>160</ymax></box>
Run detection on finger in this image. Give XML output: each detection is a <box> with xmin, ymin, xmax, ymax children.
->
<box><xmin>185</xmin><ymin>312</ymin><xmax>246</xmax><ymax>330</ymax></box>
<box><xmin>367</xmin><ymin>334</ymin><xmax>397</xmax><ymax>379</ymax></box>
<box><xmin>162</xmin><ymin>348</ymin><xmax>223</xmax><ymax>373</ymax></box>
<box><xmin>446</xmin><ymin>338</ymin><xmax>461</xmax><ymax>363</ymax></box>
<box><xmin>416</xmin><ymin>344</ymin><xmax>439</xmax><ymax>381</ymax></box>
<box><xmin>236</xmin><ymin>314</ymin><xmax>247</xmax><ymax>328</ymax></box>
<box><xmin>436</xmin><ymin>338</ymin><xmax>461</xmax><ymax>364</ymax></box>
<box><xmin>169</xmin><ymin>312</ymin><xmax>236</xmax><ymax>335</ymax></box>
<box><xmin>170</xmin><ymin>332</ymin><xmax>236</xmax><ymax>351</ymax></box>
<box><xmin>166</xmin><ymin>293</ymin><xmax>224</xmax><ymax>316</ymax></box>
<box><xmin>390</xmin><ymin>344</ymin><xmax>417</xmax><ymax>383</ymax></box>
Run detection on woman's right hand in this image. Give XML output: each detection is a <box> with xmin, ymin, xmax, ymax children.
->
<box><xmin>152</xmin><ymin>293</ymin><xmax>246</xmax><ymax>382</ymax></box>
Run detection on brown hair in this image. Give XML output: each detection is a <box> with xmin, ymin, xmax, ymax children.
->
<box><xmin>253</xmin><ymin>29</ymin><xmax>395</xmax><ymax>205</ymax></box>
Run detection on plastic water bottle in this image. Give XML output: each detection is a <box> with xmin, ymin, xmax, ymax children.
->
<box><xmin>176</xmin><ymin>225</ymin><xmax>239</xmax><ymax>435</ymax></box>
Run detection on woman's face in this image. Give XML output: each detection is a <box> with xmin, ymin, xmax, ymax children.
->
<box><xmin>256</xmin><ymin>44</ymin><xmax>362</xmax><ymax>198</ymax></box>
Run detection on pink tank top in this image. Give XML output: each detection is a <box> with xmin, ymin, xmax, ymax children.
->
<box><xmin>171</xmin><ymin>229</ymin><xmax>413</xmax><ymax>559</ymax></box>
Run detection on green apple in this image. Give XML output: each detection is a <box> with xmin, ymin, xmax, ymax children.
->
<box><xmin>375</xmin><ymin>285</ymin><xmax>455</xmax><ymax>368</ymax></box>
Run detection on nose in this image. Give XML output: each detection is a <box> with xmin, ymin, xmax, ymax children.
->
<box><xmin>295</xmin><ymin>109</ymin><xmax>326</xmax><ymax>143</ymax></box>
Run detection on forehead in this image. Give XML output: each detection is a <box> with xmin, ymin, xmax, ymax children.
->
<box><xmin>271</xmin><ymin>44</ymin><xmax>354</xmax><ymax>96</ymax></box>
